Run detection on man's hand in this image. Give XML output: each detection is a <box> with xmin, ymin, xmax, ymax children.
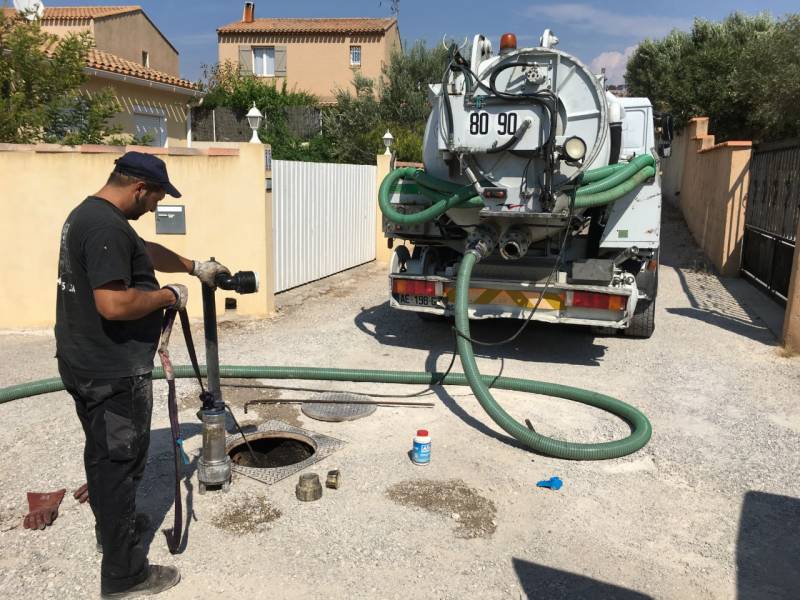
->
<box><xmin>94</xmin><ymin>282</ymin><xmax>183</xmax><ymax>321</ymax></box>
<box><xmin>73</xmin><ymin>483</ymin><xmax>90</xmax><ymax>504</ymax></box>
<box><xmin>192</xmin><ymin>260</ymin><xmax>230</xmax><ymax>289</ymax></box>
<box><xmin>163</xmin><ymin>284</ymin><xmax>188</xmax><ymax>310</ymax></box>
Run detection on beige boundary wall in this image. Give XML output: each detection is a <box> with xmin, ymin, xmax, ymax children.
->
<box><xmin>677</xmin><ymin>117</ymin><xmax>752</xmax><ymax>277</ymax></box>
<box><xmin>0</xmin><ymin>143</ymin><xmax>274</xmax><ymax>329</ymax></box>
<box><xmin>667</xmin><ymin>117</ymin><xmax>800</xmax><ymax>352</ymax></box>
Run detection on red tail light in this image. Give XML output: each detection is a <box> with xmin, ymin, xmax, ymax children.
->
<box><xmin>567</xmin><ymin>291</ymin><xmax>627</xmax><ymax>311</ymax></box>
<box><xmin>392</xmin><ymin>279</ymin><xmax>437</xmax><ymax>296</ymax></box>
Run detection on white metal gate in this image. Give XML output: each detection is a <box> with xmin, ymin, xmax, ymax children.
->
<box><xmin>272</xmin><ymin>160</ymin><xmax>376</xmax><ymax>292</ymax></box>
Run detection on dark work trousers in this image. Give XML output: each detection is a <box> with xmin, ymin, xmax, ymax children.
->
<box><xmin>58</xmin><ymin>360</ymin><xmax>153</xmax><ymax>594</ymax></box>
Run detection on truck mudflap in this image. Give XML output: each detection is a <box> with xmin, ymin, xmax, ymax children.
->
<box><xmin>388</xmin><ymin>275</ymin><xmax>639</xmax><ymax>329</ymax></box>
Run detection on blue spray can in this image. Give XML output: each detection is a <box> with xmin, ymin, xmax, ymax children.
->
<box><xmin>412</xmin><ymin>429</ymin><xmax>431</xmax><ymax>465</ymax></box>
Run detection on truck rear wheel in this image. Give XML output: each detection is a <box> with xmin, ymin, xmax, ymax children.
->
<box><xmin>624</xmin><ymin>298</ymin><xmax>656</xmax><ymax>338</ymax></box>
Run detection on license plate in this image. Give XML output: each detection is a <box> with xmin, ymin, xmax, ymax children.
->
<box><xmin>396</xmin><ymin>294</ymin><xmax>435</xmax><ymax>306</ymax></box>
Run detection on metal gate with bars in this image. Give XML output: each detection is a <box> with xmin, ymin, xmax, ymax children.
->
<box><xmin>272</xmin><ymin>160</ymin><xmax>377</xmax><ymax>293</ymax></box>
<box><xmin>741</xmin><ymin>140</ymin><xmax>800</xmax><ymax>304</ymax></box>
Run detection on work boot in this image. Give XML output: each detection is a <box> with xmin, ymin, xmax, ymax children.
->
<box><xmin>100</xmin><ymin>565</ymin><xmax>180</xmax><ymax>599</ymax></box>
<box><xmin>95</xmin><ymin>513</ymin><xmax>152</xmax><ymax>553</ymax></box>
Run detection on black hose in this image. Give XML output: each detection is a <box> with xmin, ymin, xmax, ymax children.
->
<box><xmin>485</xmin><ymin>119</ymin><xmax>532</xmax><ymax>154</ymax></box>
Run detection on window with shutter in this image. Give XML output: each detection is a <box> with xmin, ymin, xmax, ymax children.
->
<box><xmin>274</xmin><ymin>46</ymin><xmax>287</xmax><ymax>76</ymax></box>
<box><xmin>253</xmin><ymin>47</ymin><xmax>275</xmax><ymax>77</ymax></box>
<box><xmin>238</xmin><ymin>45</ymin><xmax>253</xmax><ymax>74</ymax></box>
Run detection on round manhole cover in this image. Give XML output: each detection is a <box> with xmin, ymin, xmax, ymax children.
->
<box><xmin>301</xmin><ymin>392</ymin><xmax>377</xmax><ymax>422</ymax></box>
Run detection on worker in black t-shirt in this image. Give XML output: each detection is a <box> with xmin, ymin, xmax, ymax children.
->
<box><xmin>55</xmin><ymin>152</ymin><xmax>230</xmax><ymax>599</ymax></box>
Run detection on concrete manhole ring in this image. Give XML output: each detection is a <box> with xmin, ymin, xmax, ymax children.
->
<box><xmin>225</xmin><ymin>420</ymin><xmax>346</xmax><ymax>485</ymax></box>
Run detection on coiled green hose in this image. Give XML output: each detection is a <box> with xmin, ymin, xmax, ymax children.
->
<box><xmin>576</xmin><ymin>154</ymin><xmax>656</xmax><ymax>197</ymax></box>
<box><xmin>575</xmin><ymin>165</ymin><xmax>656</xmax><ymax>209</ymax></box>
<box><xmin>379</xmin><ymin>154</ymin><xmax>657</xmax><ymax>227</ymax></box>
<box><xmin>454</xmin><ymin>251</ymin><xmax>651</xmax><ymax>459</ymax></box>
<box><xmin>0</xmin><ymin>361</ymin><xmax>652</xmax><ymax>460</ymax></box>
<box><xmin>579</xmin><ymin>162</ymin><xmax>627</xmax><ymax>183</ymax></box>
<box><xmin>379</xmin><ymin>167</ymin><xmax>483</xmax><ymax>225</ymax></box>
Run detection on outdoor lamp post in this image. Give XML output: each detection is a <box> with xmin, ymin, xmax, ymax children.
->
<box><xmin>246</xmin><ymin>102</ymin><xmax>263</xmax><ymax>144</ymax></box>
<box><xmin>383</xmin><ymin>130</ymin><xmax>394</xmax><ymax>155</ymax></box>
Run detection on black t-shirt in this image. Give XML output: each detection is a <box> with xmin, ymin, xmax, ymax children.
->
<box><xmin>55</xmin><ymin>196</ymin><xmax>162</xmax><ymax>378</ymax></box>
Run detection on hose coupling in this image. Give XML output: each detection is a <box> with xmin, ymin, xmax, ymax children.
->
<box><xmin>215</xmin><ymin>270</ymin><xmax>259</xmax><ymax>294</ymax></box>
<box><xmin>465</xmin><ymin>224</ymin><xmax>499</xmax><ymax>261</ymax></box>
<box><xmin>499</xmin><ymin>226</ymin><xmax>533</xmax><ymax>261</ymax></box>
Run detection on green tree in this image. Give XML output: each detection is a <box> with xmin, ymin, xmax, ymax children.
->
<box><xmin>202</xmin><ymin>41</ymin><xmax>448</xmax><ymax>164</ymax></box>
<box><xmin>737</xmin><ymin>15</ymin><xmax>800</xmax><ymax>140</ymax></box>
<box><xmin>625</xmin><ymin>12</ymin><xmax>798</xmax><ymax>142</ymax></box>
<box><xmin>323</xmin><ymin>42</ymin><xmax>448</xmax><ymax>163</ymax></box>
<box><xmin>379</xmin><ymin>41</ymin><xmax>448</xmax><ymax>127</ymax></box>
<box><xmin>323</xmin><ymin>74</ymin><xmax>383</xmax><ymax>163</ymax></box>
<box><xmin>200</xmin><ymin>61</ymin><xmax>330</xmax><ymax>161</ymax></box>
<box><xmin>0</xmin><ymin>13</ymin><xmax>121</xmax><ymax>144</ymax></box>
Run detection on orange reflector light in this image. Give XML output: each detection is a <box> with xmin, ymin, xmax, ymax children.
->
<box><xmin>568</xmin><ymin>291</ymin><xmax>627</xmax><ymax>311</ymax></box>
<box><xmin>608</xmin><ymin>295</ymin><xmax>627</xmax><ymax>311</ymax></box>
<box><xmin>392</xmin><ymin>279</ymin><xmax>436</xmax><ymax>296</ymax></box>
<box><xmin>482</xmin><ymin>188</ymin><xmax>508</xmax><ymax>199</ymax></box>
<box><xmin>500</xmin><ymin>33</ymin><xmax>517</xmax><ymax>53</ymax></box>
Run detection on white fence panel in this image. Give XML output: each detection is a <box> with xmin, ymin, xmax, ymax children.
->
<box><xmin>273</xmin><ymin>160</ymin><xmax>376</xmax><ymax>292</ymax></box>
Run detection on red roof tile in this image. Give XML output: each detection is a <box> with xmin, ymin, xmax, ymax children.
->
<box><xmin>35</xmin><ymin>39</ymin><xmax>198</xmax><ymax>90</ymax></box>
<box><xmin>218</xmin><ymin>17</ymin><xmax>396</xmax><ymax>35</ymax></box>
<box><xmin>84</xmin><ymin>48</ymin><xmax>198</xmax><ymax>90</ymax></box>
<box><xmin>3</xmin><ymin>6</ymin><xmax>194</xmax><ymax>90</ymax></box>
<box><xmin>2</xmin><ymin>6</ymin><xmax>141</xmax><ymax>21</ymax></box>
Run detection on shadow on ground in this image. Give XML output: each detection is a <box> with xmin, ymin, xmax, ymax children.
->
<box><xmin>136</xmin><ymin>423</ymin><xmax>202</xmax><ymax>555</ymax></box>
<box><xmin>659</xmin><ymin>203</ymin><xmax>776</xmax><ymax>344</ymax></box>
<box><xmin>354</xmin><ymin>301</ymin><xmax>607</xmax><ymax>367</ymax></box>
<box><xmin>737</xmin><ymin>491</ymin><xmax>800</xmax><ymax>599</ymax></box>
<box><xmin>512</xmin><ymin>558</ymin><xmax>652</xmax><ymax>599</ymax></box>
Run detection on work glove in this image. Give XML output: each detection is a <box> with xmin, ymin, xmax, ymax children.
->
<box><xmin>192</xmin><ymin>259</ymin><xmax>230</xmax><ymax>289</ymax></box>
<box><xmin>164</xmin><ymin>284</ymin><xmax>188</xmax><ymax>311</ymax></box>
<box><xmin>23</xmin><ymin>489</ymin><xmax>66</xmax><ymax>531</ymax></box>
<box><xmin>73</xmin><ymin>483</ymin><xmax>89</xmax><ymax>504</ymax></box>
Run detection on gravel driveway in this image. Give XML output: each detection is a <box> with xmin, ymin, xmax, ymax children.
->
<box><xmin>1</xmin><ymin>203</ymin><xmax>798</xmax><ymax>599</ymax></box>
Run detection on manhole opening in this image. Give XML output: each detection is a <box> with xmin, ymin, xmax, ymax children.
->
<box><xmin>228</xmin><ymin>433</ymin><xmax>316</xmax><ymax>469</ymax></box>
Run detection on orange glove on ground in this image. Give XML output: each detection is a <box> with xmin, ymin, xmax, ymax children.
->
<box><xmin>23</xmin><ymin>489</ymin><xmax>66</xmax><ymax>530</ymax></box>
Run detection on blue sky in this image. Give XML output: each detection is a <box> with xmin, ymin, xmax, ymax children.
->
<box><xmin>45</xmin><ymin>0</ymin><xmax>798</xmax><ymax>84</ymax></box>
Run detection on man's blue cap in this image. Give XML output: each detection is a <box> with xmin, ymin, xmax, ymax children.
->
<box><xmin>113</xmin><ymin>151</ymin><xmax>182</xmax><ymax>198</ymax></box>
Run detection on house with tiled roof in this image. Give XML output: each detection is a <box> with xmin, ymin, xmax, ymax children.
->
<box><xmin>2</xmin><ymin>5</ymin><xmax>201</xmax><ymax>146</ymax></box>
<box><xmin>217</xmin><ymin>2</ymin><xmax>401</xmax><ymax>104</ymax></box>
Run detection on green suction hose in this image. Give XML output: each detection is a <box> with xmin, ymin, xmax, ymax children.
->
<box><xmin>0</xmin><ymin>361</ymin><xmax>652</xmax><ymax>460</ymax></box>
<box><xmin>577</xmin><ymin>154</ymin><xmax>656</xmax><ymax>197</ymax></box>
<box><xmin>380</xmin><ymin>154</ymin><xmax>657</xmax><ymax>224</ymax></box>
<box><xmin>379</xmin><ymin>167</ymin><xmax>483</xmax><ymax>225</ymax></box>
<box><xmin>575</xmin><ymin>165</ymin><xmax>656</xmax><ymax>209</ymax></box>
<box><xmin>579</xmin><ymin>162</ymin><xmax>627</xmax><ymax>183</ymax></box>
<box><xmin>454</xmin><ymin>251</ymin><xmax>651</xmax><ymax>459</ymax></box>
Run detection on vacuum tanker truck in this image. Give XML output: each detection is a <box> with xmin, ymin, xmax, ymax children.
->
<box><xmin>380</xmin><ymin>30</ymin><xmax>671</xmax><ymax>338</ymax></box>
